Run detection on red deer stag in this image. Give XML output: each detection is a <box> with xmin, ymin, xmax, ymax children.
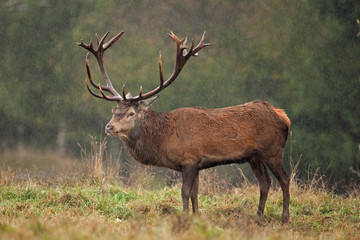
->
<box><xmin>77</xmin><ymin>31</ymin><xmax>291</xmax><ymax>224</ymax></box>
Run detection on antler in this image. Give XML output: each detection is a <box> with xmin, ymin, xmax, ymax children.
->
<box><xmin>77</xmin><ymin>32</ymin><xmax>124</xmax><ymax>101</ymax></box>
<box><xmin>126</xmin><ymin>31</ymin><xmax>211</xmax><ymax>102</ymax></box>
<box><xmin>77</xmin><ymin>31</ymin><xmax>211</xmax><ymax>102</ymax></box>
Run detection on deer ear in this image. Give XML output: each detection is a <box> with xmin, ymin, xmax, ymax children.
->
<box><xmin>138</xmin><ymin>96</ymin><xmax>159</xmax><ymax>110</ymax></box>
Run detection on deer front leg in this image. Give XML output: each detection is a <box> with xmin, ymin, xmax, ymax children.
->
<box><xmin>181</xmin><ymin>164</ymin><xmax>199</xmax><ymax>213</ymax></box>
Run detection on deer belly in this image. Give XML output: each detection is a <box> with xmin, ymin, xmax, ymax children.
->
<box><xmin>198</xmin><ymin>150</ymin><xmax>251</xmax><ymax>169</ymax></box>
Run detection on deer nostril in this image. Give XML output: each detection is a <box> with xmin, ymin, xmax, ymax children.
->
<box><xmin>105</xmin><ymin>125</ymin><xmax>113</xmax><ymax>132</ymax></box>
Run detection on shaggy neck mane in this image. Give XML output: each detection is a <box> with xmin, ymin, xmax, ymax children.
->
<box><xmin>122</xmin><ymin>110</ymin><xmax>167</xmax><ymax>166</ymax></box>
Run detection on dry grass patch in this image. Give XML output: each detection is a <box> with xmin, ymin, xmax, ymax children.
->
<box><xmin>1</xmin><ymin>141</ymin><xmax>359</xmax><ymax>239</ymax></box>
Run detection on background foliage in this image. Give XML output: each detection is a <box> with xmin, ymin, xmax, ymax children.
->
<box><xmin>0</xmin><ymin>0</ymin><xmax>359</xmax><ymax>187</ymax></box>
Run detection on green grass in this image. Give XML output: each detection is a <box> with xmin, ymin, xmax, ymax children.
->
<box><xmin>0</xmin><ymin>145</ymin><xmax>359</xmax><ymax>239</ymax></box>
<box><xmin>1</xmin><ymin>171</ymin><xmax>360</xmax><ymax>239</ymax></box>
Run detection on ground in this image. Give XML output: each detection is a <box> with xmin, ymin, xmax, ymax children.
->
<box><xmin>0</xmin><ymin>148</ymin><xmax>359</xmax><ymax>239</ymax></box>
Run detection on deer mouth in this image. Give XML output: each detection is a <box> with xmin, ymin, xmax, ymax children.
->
<box><xmin>106</xmin><ymin>131</ymin><xmax>121</xmax><ymax>136</ymax></box>
<box><xmin>105</xmin><ymin>129</ymin><xmax>126</xmax><ymax>137</ymax></box>
<box><xmin>105</xmin><ymin>128</ymin><xmax>117</xmax><ymax>135</ymax></box>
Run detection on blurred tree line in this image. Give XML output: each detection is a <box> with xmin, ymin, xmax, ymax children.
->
<box><xmin>0</xmin><ymin>0</ymin><xmax>359</xmax><ymax>185</ymax></box>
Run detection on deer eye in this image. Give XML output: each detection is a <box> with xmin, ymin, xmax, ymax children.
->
<box><xmin>128</xmin><ymin>112</ymin><xmax>135</xmax><ymax>117</ymax></box>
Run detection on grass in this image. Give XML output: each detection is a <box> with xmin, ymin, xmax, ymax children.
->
<box><xmin>0</xmin><ymin>139</ymin><xmax>359</xmax><ymax>239</ymax></box>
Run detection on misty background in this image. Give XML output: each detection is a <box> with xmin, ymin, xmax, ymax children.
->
<box><xmin>0</xmin><ymin>0</ymin><xmax>359</xmax><ymax>189</ymax></box>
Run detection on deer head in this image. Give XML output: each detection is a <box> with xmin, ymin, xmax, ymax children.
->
<box><xmin>77</xmin><ymin>31</ymin><xmax>211</xmax><ymax>138</ymax></box>
<box><xmin>104</xmin><ymin>97</ymin><xmax>158</xmax><ymax>138</ymax></box>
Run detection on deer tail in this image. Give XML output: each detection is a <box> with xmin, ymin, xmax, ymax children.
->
<box><xmin>271</xmin><ymin>106</ymin><xmax>291</xmax><ymax>131</ymax></box>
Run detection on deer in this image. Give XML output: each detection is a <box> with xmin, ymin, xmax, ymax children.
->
<box><xmin>77</xmin><ymin>31</ymin><xmax>291</xmax><ymax>224</ymax></box>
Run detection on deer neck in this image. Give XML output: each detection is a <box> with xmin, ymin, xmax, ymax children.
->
<box><xmin>121</xmin><ymin>110</ymin><xmax>167</xmax><ymax>166</ymax></box>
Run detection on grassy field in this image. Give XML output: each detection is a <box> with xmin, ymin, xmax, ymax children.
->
<box><xmin>0</xmin><ymin>145</ymin><xmax>359</xmax><ymax>239</ymax></box>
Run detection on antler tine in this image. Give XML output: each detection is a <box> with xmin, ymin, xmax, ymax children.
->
<box><xmin>95</xmin><ymin>33</ymin><xmax>100</xmax><ymax>46</ymax></box>
<box><xmin>98</xmin><ymin>31</ymin><xmax>110</xmax><ymax>49</ymax></box>
<box><xmin>122</xmin><ymin>84</ymin><xmax>127</xmax><ymax>101</ymax></box>
<box><xmin>85</xmin><ymin>56</ymin><xmax>120</xmax><ymax>101</ymax></box>
<box><xmin>85</xmin><ymin>53</ymin><xmax>101</xmax><ymax>90</ymax></box>
<box><xmin>159</xmin><ymin>52</ymin><xmax>164</xmax><ymax>88</ymax></box>
<box><xmin>103</xmin><ymin>32</ymin><xmax>124</xmax><ymax>50</ymax></box>
<box><xmin>183</xmin><ymin>37</ymin><xmax>188</xmax><ymax>48</ymax></box>
<box><xmin>86</xmin><ymin>79</ymin><xmax>104</xmax><ymax>99</ymax></box>
<box><xmin>98</xmin><ymin>84</ymin><xmax>118</xmax><ymax>101</ymax></box>
<box><xmin>192</xmin><ymin>31</ymin><xmax>212</xmax><ymax>56</ymax></box>
<box><xmin>167</xmin><ymin>31</ymin><xmax>185</xmax><ymax>46</ymax></box>
<box><xmin>78</xmin><ymin>32</ymin><xmax>124</xmax><ymax>102</ymax></box>
<box><xmin>77</xmin><ymin>38</ymin><xmax>96</xmax><ymax>55</ymax></box>
<box><xmin>139</xmin><ymin>86</ymin><xmax>143</xmax><ymax>98</ymax></box>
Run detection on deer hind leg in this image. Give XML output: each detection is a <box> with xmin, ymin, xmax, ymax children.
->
<box><xmin>190</xmin><ymin>171</ymin><xmax>199</xmax><ymax>214</ymax></box>
<box><xmin>265</xmin><ymin>155</ymin><xmax>290</xmax><ymax>224</ymax></box>
<box><xmin>249</xmin><ymin>159</ymin><xmax>271</xmax><ymax>223</ymax></box>
<box><xmin>181</xmin><ymin>164</ymin><xmax>199</xmax><ymax>214</ymax></box>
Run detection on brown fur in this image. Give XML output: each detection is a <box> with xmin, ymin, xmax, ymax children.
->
<box><xmin>105</xmin><ymin>99</ymin><xmax>291</xmax><ymax>223</ymax></box>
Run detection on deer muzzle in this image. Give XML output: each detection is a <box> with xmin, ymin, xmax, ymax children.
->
<box><xmin>105</xmin><ymin>124</ymin><xmax>114</xmax><ymax>135</ymax></box>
